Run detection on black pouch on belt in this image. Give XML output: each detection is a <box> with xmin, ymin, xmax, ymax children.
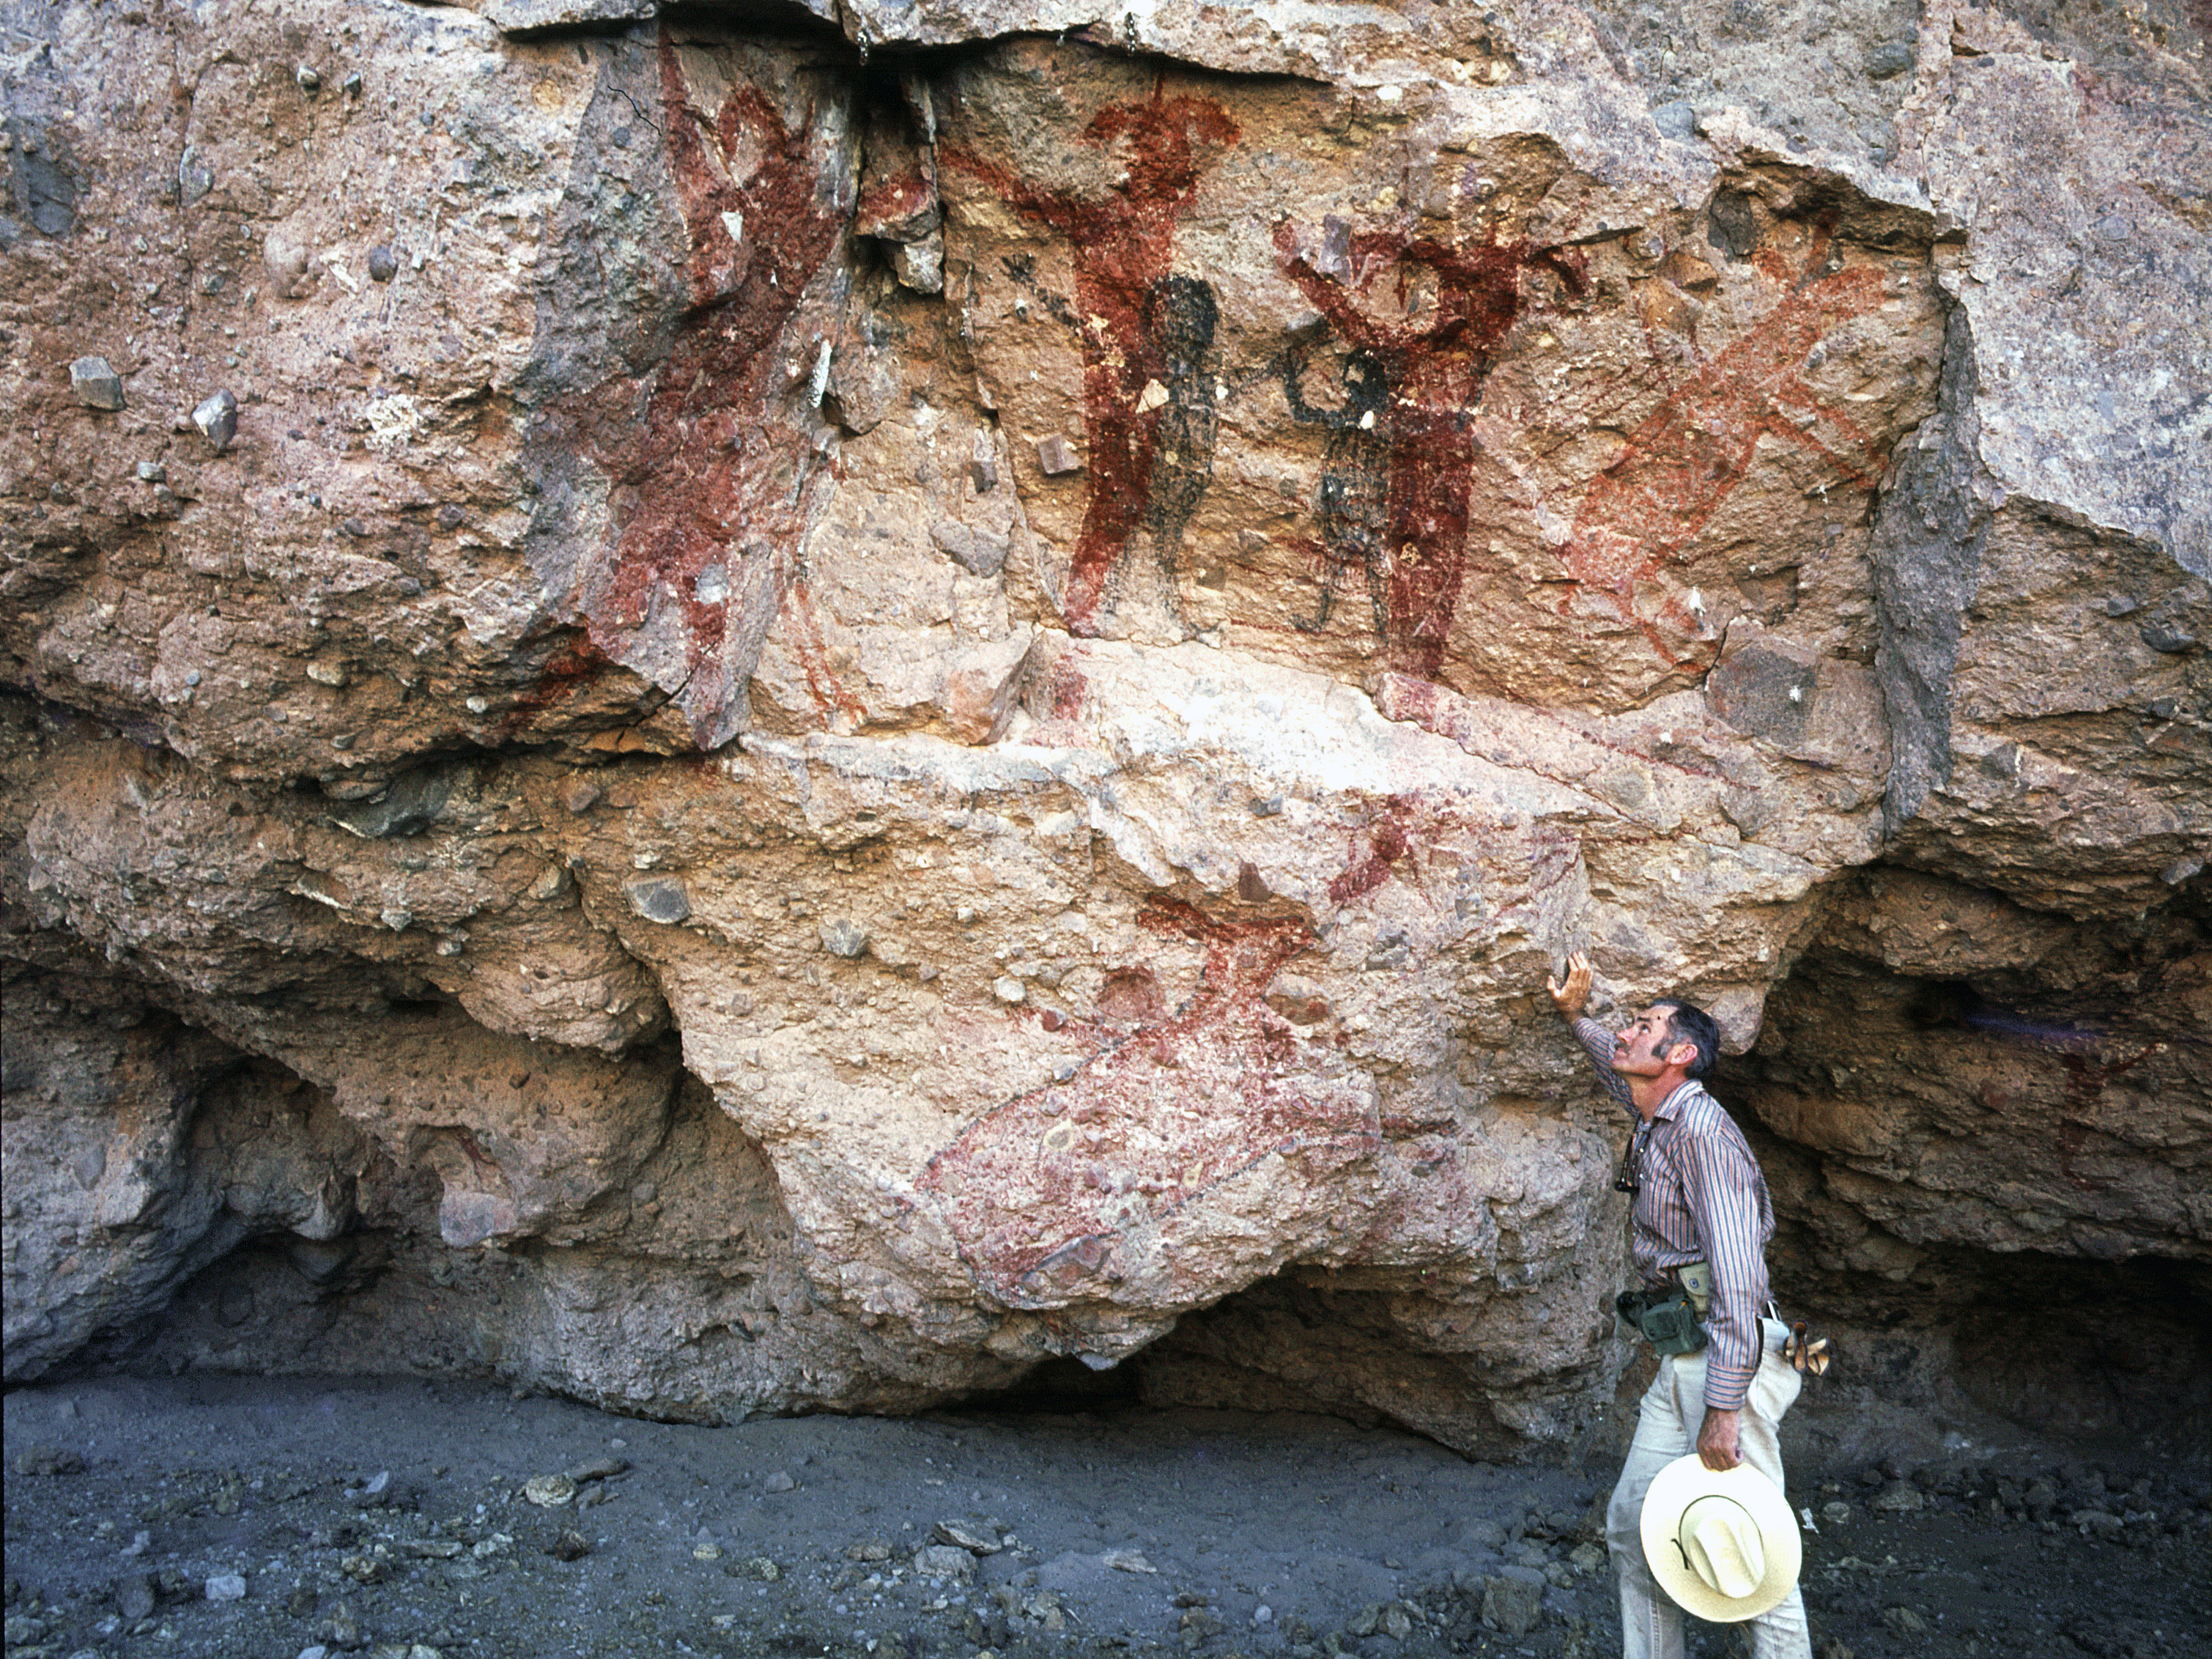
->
<box><xmin>1616</xmin><ymin>1287</ymin><xmax>1708</xmax><ymax>1356</ymax></box>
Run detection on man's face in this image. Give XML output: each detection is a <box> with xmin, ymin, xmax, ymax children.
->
<box><xmin>1611</xmin><ymin>1005</ymin><xmax>1690</xmax><ymax>1077</ymax></box>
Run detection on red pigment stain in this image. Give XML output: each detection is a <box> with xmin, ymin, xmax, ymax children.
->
<box><xmin>445</xmin><ymin>1126</ymin><xmax>503</xmax><ymax>1186</ymax></box>
<box><xmin>783</xmin><ymin>571</ymin><xmax>867</xmax><ymax>724</ymax></box>
<box><xmin>1328</xmin><ymin>811</ymin><xmax>1411</xmax><ymax>906</ymax></box>
<box><xmin>1095</xmin><ymin>967</ymin><xmax>1166</xmax><ymax>1024</ymax></box>
<box><xmin>582</xmin><ymin>36</ymin><xmax>854</xmax><ymax>734</ymax></box>
<box><xmin>1276</xmin><ymin>222</ymin><xmax>1586</xmax><ymax>680</ymax></box>
<box><xmin>497</xmin><ymin>637</ymin><xmax>613</xmax><ymax>738</ymax></box>
<box><xmin>2055</xmin><ymin>1041</ymin><xmax>2166</xmax><ymax>1194</ymax></box>
<box><xmin>1557</xmin><ymin>219</ymin><xmax>1891</xmax><ymax>670</ymax></box>
<box><xmin>856</xmin><ymin>169</ymin><xmax>934</xmax><ymax>232</ymax></box>
<box><xmin>941</xmin><ymin>83</ymin><xmax>1238</xmax><ymax>635</ymax></box>
<box><xmin>915</xmin><ymin>897</ymin><xmax>1375</xmax><ymax>1307</ymax></box>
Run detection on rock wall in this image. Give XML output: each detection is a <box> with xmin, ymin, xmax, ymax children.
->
<box><xmin>3</xmin><ymin>0</ymin><xmax>2205</xmax><ymax>1452</ymax></box>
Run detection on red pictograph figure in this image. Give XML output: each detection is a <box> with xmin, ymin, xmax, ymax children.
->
<box><xmin>914</xmin><ymin>897</ymin><xmax>1376</xmax><ymax>1309</ymax></box>
<box><xmin>1276</xmin><ymin>221</ymin><xmax>1586</xmax><ymax>681</ymax></box>
<box><xmin>941</xmin><ymin>86</ymin><xmax>1238</xmax><ymax>635</ymax></box>
<box><xmin>575</xmin><ymin>37</ymin><xmax>857</xmax><ymax>741</ymax></box>
<box><xmin>1557</xmin><ymin>218</ymin><xmax>1892</xmax><ymax>671</ymax></box>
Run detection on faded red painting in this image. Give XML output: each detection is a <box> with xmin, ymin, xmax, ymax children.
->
<box><xmin>915</xmin><ymin>897</ymin><xmax>1376</xmax><ymax>1309</ymax></box>
<box><xmin>1276</xmin><ymin>221</ymin><xmax>1585</xmax><ymax>680</ymax></box>
<box><xmin>941</xmin><ymin>84</ymin><xmax>1238</xmax><ymax>635</ymax></box>
<box><xmin>1556</xmin><ymin>220</ymin><xmax>1893</xmax><ymax>670</ymax></box>
<box><xmin>573</xmin><ymin>37</ymin><xmax>857</xmax><ymax>744</ymax></box>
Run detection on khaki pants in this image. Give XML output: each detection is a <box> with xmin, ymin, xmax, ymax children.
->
<box><xmin>1605</xmin><ymin>1317</ymin><xmax>1811</xmax><ymax>1659</ymax></box>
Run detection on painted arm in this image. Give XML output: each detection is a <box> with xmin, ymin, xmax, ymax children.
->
<box><xmin>1270</xmin><ymin>220</ymin><xmax>1392</xmax><ymax>354</ymax></box>
<box><xmin>1280</xmin><ymin>338</ymin><xmax>1352</xmax><ymax>429</ymax></box>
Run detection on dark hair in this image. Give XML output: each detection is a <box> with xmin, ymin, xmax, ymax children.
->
<box><xmin>1654</xmin><ymin>999</ymin><xmax>1720</xmax><ymax>1082</ymax></box>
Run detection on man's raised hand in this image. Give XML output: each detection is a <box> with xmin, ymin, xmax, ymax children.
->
<box><xmin>1545</xmin><ymin>951</ymin><xmax>1591</xmax><ymax>1021</ymax></box>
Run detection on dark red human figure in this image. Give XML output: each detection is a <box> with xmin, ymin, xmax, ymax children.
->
<box><xmin>575</xmin><ymin>38</ymin><xmax>852</xmax><ymax>738</ymax></box>
<box><xmin>915</xmin><ymin>896</ymin><xmax>1375</xmax><ymax>1308</ymax></box>
<box><xmin>1275</xmin><ymin>222</ymin><xmax>1583</xmax><ymax>679</ymax></box>
<box><xmin>942</xmin><ymin>89</ymin><xmax>1238</xmax><ymax>635</ymax></box>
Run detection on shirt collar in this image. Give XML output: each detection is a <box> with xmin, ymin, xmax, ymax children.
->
<box><xmin>1652</xmin><ymin>1080</ymin><xmax>1702</xmax><ymax>1123</ymax></box>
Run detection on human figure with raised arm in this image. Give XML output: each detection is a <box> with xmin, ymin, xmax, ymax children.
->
<box><xmin>1545</xmin><ymin>950</ymin><xmax>1813</xmax><ymax>1659</ymax></box>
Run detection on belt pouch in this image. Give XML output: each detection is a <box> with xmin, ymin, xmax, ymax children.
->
<box><xmin>1616</xmin><ymin>1287</ymin><xmax>1708</xmax><ymax>1357</ymax></box>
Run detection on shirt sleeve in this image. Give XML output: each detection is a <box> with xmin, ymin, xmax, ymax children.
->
<box><xmin>1673</xmin><ymin>1116</ymin><xmax>1771</xmax><ymax>1412</ymax></box>
<box><xmin>1572</xmin><ymin>1016</ymin><xmax>1635</xmax><ymax>1112</ymax></box>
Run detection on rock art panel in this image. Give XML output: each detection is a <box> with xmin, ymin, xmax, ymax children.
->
<box><xmin>1</xmin><ymin>0</ymin><xmax>2206</xmax><ymax>1451</ymax></box>
<box><xmin>1274</xmin><ymin>217</ymin><xmax>1587</xmax><ymax>680</ymax></box>
<box><xmin>524</xmin><ymin>32</ymin><xmax>862</xmax><ymax>748</ymax></box>
<box><xmin>916</xmin><ymin>898</ymin><xmax>1378</xmax><ymax>1319</ymax></box>
<box><xmin>939</xmin><ymin>73</ymin><xmax>1238</xmax><ymax>637</ymax></box>
<box><xmin>1557</xmin><ymin>216</ymin><xmax>1893</xmax><ymax>673</ymax></box>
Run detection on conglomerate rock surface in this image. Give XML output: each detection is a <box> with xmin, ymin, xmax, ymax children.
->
<box><xmin>2</xmin><ymin>0</ymin><xmax>2206</xmax><ymax>1452</ymax></box>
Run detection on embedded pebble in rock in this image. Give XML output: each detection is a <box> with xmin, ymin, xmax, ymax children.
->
<box><xmin>367</xmin><ymin>245</ymin><xmax>399</xmax><ymax>283</ymax></box>
<box><xmin>522</xmin><ymin>1474</ymin><xmax>576</xmax><ymax>1507</ymax></box>
<box><xmin>204</xmin><ymin>1572</ymin><xmax>247</xmax><ymax>1601</ymax></box>
<box><xmin>761</xmin><ymin>1470</ymin><xmax>797</xmax><ymax>1493</ymax></box>
<box><xmin>69</xmin><ymin>355</ymin><xmax>124</xmax><ymax>410</ymax></box>
<box><xmin>1034</xmin><ymin>433</ymin><xmax>1081</xmax><ymax>475</ymax></box>
<box><xmin>931</xmin><ymin>520</ymin><xmax>1010</xmax><ymax>577</ymax></box>
<box><xmin>624</xmin><ymin>877</ymin><xmax>691</xmax><ymax>925</ymax></box>
<box><xmin>189</xmin><ymin>388</ymin><xmax>237</xmax><ymax>451</ymax></box>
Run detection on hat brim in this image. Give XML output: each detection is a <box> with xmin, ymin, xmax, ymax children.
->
<box><xmin>1639</xmin><ymin>1455</ymin><xmax>1802</xmax><ymax>1622</ymax></box>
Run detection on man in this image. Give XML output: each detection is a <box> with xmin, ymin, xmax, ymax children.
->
<box><xmin>1545</xmin><ymin>951</ymin><xmax>1811</xmax><ymax>1659</ymax></box>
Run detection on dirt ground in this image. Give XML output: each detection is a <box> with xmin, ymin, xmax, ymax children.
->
<box><xmin>4</xmin><ymin>1372</ymin><xmax>2208</xmax><ymax>1659</ymax></box>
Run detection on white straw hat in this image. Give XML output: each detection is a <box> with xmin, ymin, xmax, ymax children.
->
<box><xmin>1638</xmin><ymin>1455</ymin><xmax>1802</xmax><ymax>1622</ymax></box>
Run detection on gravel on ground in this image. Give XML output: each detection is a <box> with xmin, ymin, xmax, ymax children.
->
<box><xmin>4</xmin><ymin>1375</ymin><xmax>2208</xmax><ymax>1659</ymax></box>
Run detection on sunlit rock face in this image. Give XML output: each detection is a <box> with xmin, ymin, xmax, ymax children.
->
<box><xmin>1</xmin><ymin>0</ymin><xmax>2204</xmax><ymax>1449</ymax></box>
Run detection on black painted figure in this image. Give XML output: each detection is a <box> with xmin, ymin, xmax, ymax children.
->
<box><xmin>1138</xmin><ymin>274</ymin><xmax>1221</xmax><ymax>602</ymax></box>
<box><xmin>1283</xmin><ymin>339</ymin><xmax>1392</xmax><ymax>637</ymax></box>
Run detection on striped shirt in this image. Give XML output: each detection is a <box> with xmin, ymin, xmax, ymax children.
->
<box><xmin>1575</xmin><ymin>1017</ymin><xmax>1775</xmax><ymax>1411</ymax></box>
